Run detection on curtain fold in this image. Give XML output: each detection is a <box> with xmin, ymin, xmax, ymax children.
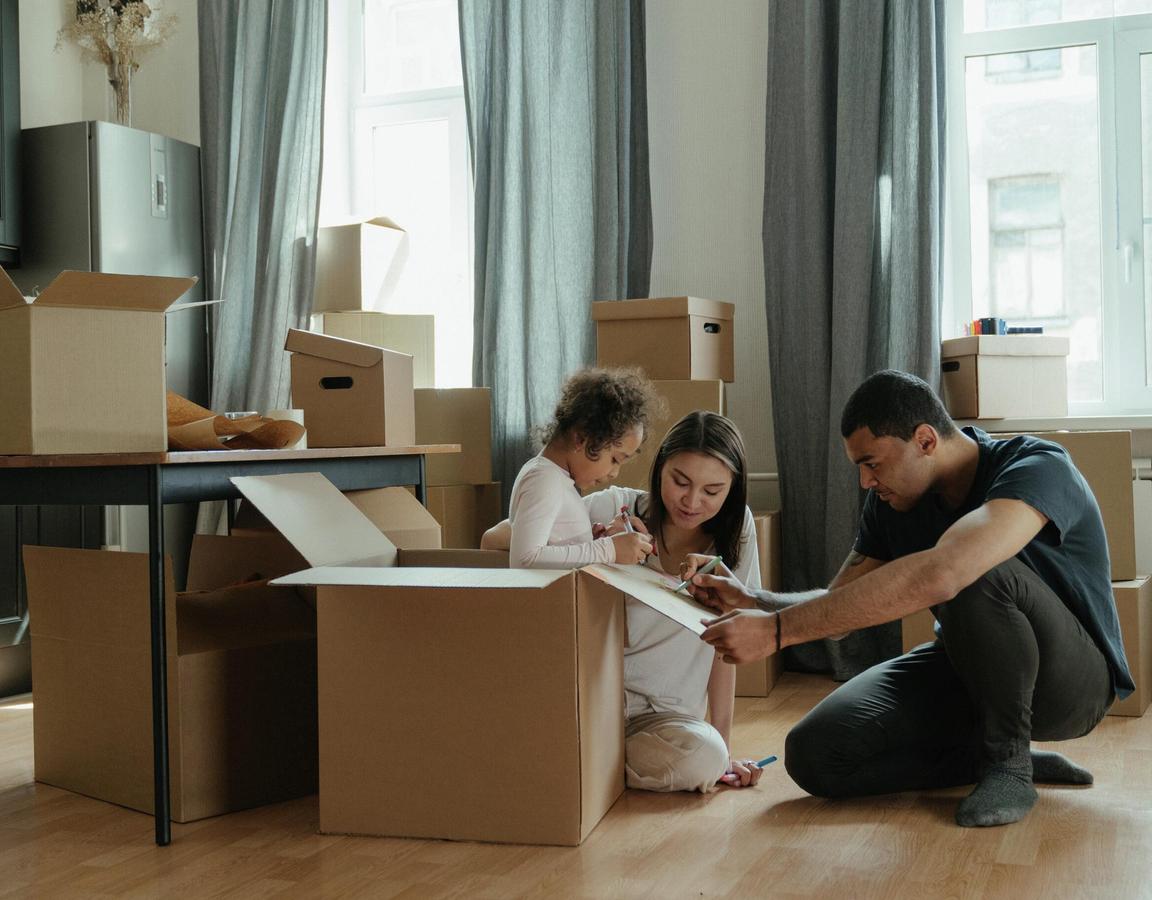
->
<box><xmin>198</xmin><ymin>0</ymin><xmax>327</xmax><ymax>415</ymax></box>
<box><xmin>459</xmin><ymin>0</ymin><xmax>651</xmax><ymax>507</ymax></box>
<box><xmin>763</xmin><ymin>0</ymin><xmax>945</xmax><ymax>679</ymax></box>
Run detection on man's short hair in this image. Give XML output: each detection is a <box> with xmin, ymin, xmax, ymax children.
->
<box><xmin>840</xmin><ymin>369</ymin><xmax>957</xmax><ymax>440</ymax></box>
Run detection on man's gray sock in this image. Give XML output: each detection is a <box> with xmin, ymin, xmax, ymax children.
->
<box><xmin>955</xmin><ymin>761</ymin><xmax>1038</xmax><ymax>828</ymax></box>
<box><xmin>1031</xmin><ymin>750</ymin><xmax>1093</xmax><ymax>785</ymax></box>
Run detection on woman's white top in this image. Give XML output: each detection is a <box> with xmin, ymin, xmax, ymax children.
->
<box><xmin>584</xmin><ymin>485</ymin><xmax>762</xmax><ymax>721</ymax></box>
<box><xmin>508</xmin><ymin>454</ymin><xmax>616</xmax><ymax>569</ymax></box>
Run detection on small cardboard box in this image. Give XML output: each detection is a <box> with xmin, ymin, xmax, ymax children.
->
<box><xmin>24</xmin><ymin>535</ymin><xmax>318</xmax><ymax>822</ymax></box>
<box><xmin>313</xmin><ymin>217</ymin><xmax>407</xmax><ymax>314</ymax></box>
<box><xmin>941</xmin><ymin>335</ymin><xmax>1070</xmax><ymax>419</ymax></box>
<box><xmin>232</xmin><ymin>473</ymin><xmax>638</xmax><ymax>845</ymax></box>
<box><xmin>235</xmin><ymin>486</ymin><xmax>442</xmax><ymax>551</ymax></box>
<box><xmin>285</xmin><ymin>328</ymin><xmax>415</xmax><ymax>448</ymax></box>
<box><xmin>415</xmin><ymin>388</ymin><xmax>493</xmax><ymax>486</ymax></box>
<box><xmin>316</xmin><ymin>311</ymin><xmax>435</xmax><ymax>389</ymax></box>
<box><xmin>426</xmin><ymin>482</ymin><xmax>503</xmax><ymax>549</ymax></box>
<box><xmin>1109</xmin><ymin>577</ymin><xmax>1151</xmax><ymax>717</ymax></box>
<box><xmin>993</xmin><ymin>431</ymin><xmax>1135</xmax><ymax>581</ymax></box>
<box><xmin>0</xmin><ymin>267</ymin><xmax>197</xmax><ymax>454</ymax></box>
<box><xmin>592</xmin><ymin>297</ymin><xmax>735</xmax><ymax>382</ymax></box>
<box><xmin>736</xmin><ymin>511</ymin><xmax>785</xmax><ymax>697</ymax></box>
<box><xmin>615</xmin><ymin>380</ymin><xmax>725</xmax><ymax>490</ymax></box>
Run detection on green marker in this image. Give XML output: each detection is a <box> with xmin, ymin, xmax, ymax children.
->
<box><xmin>673</xmin><ymin>555</ymin><xmax>722</xmax><ymax>593</ymax></box>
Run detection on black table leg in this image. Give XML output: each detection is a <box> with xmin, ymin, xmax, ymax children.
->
<box><xmin>147</xmin><ymin>466</ymin><xmax>172</xmax><ymax>846</ymax></box>
<box><xmin>415</xmin><ymin>455</ymin><xmax>427</xmax><ymax>506</ymax></box>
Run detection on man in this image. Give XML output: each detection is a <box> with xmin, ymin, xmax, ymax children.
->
<box><xmin>686</xmin><ymin>369</ymin><xmax>1133</xmax><ymax>827</ymax></box>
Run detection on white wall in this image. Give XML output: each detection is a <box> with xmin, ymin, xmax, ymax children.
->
<box><xmin>18</xmin><ymin>0</ymin><xmax>199</xmax><ymax>146</ymax></box>
<box><xmin>645</xmin><ymin>2</ymin><xmax>778</xmax><ymax>509</ymax></box>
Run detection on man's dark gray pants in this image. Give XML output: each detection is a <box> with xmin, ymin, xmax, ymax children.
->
<box><xmin>785</xmin><ymin>559</ymin><xmax>1115</xmax><ymax>797</ymax></box>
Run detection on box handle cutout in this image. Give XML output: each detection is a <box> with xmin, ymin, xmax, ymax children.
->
<box><xmin>703</xmin><ymin>322</ymin><xmax>721</xmax><ymax>334</ymax></box>
<box><xmin>320</xmin><ymin>376</ymin><xmax>354</xmax><ymax>390</ymax></box>
<box><xmin>942</xmin><ymin>361</ymin><xmax>959</xmax><ymax>373</ymax></box>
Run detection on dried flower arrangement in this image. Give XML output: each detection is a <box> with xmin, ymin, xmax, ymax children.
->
<box><xmin>56</xmin><ymin>0</ymin><xmax>177</xmax><ymax>126</ymax></box>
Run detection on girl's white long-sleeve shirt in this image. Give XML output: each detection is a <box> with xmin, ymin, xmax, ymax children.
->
<box><xmin>508</xmin><ymin>454</ymin><xmax>617</xmax><ymax>569</ymax></box>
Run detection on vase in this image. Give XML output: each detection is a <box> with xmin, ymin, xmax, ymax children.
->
<box><xmin>107</xmin><ymin>56</ymin><xmax>133</xmax><ymax>127</ymax></box>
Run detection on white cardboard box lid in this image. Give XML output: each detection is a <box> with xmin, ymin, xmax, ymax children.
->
<box><xmin>941</xmin><ymin>335</ymin><xmax>1070</xmax><ymax>358</ymax></box>
<box><xmin>0</xmin><ymin>267</ymin><xmax>198</xmax><ymax>313</ymax></box>
<box><xmin>230</xmin><ymin>473</ymin><xmax>398</xmax><ymax>568</ymax></box>
<box><xmin>272</xmin><ymin>565</ymin><xmax>567</xmax><ymax>589</ymax></box>
<box><xmin>284</xmin><ymin>327</ymin><xmax>413</xmax><ymax>368</ymax></box>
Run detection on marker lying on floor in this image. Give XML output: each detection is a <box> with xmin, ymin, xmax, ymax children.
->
<box><xmin>672</xmin><ymin>555</ymin><xmax>722</xmax><ymax>593</ymax></box>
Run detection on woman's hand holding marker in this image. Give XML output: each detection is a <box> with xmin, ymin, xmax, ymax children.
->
<box><xmin>679</xmin><ymin>553</ymin><xmax>757</xmax><ymax>613</ymax></box>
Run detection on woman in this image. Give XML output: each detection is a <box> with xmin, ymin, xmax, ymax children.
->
<box><xmin>484</xmin><ymin>411</ymin><xmax>764</xmax><ymax>792</ymax></box>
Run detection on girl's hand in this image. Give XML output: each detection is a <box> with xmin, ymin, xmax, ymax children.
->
<box><xmin>592</xmin><ymin>522</ymin><xmax>608</xmax><ymax>539</ymax></box>
<box><xmin>603</xmin><ymin>512</ymin><xmax>650</xmax><ymax>537</ymax></box>
<box><xmin>611</xmin><ymin>532</ymin><xmax>653</xmax><ymax>565</ymax></box>
<box><xmin>717</xmin><ymin>758</ymin><xmax>763</xmax><ymax>788</ymax></box>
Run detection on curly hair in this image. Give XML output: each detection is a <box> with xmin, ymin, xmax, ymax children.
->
<box><xmin>539</xmin><ymin>367</ymin><xmax>664</xmax><ymax>459</ymax></box>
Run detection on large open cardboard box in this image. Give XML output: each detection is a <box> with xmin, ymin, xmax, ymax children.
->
<box><xmin>592</xmin><ymin>297</ymin><xmax>735</xmax><ymax>382</ymax></box>
<box><xmin>415</xmin><ymin>388</ymin><xmax>493</xmax><ymax>486</ymax></box>
<box><xmin>735</xmin><ymin>511</ymin><xmax>785</xmax><ymax>698</ymax></box>
<box><xmin>0</xmin><ymin>267</ymin><xmax>197</xmax><ymax>454</ymax></box>
<box><xmin>285</xmin><ymin>328</ymin><xmax>415</xmax><ymax>448</ymax></box>
<box><xmin>24</xmin><ymin>534</ymin><xmax>318</xmax><ymax>822</ymax></box>
<box><xmin>941</xmin><ymin>335</ymin><xmax>1069</xmax><ymax>419</ymax></box>
<box><xmin>237</xmin><ymin>473</ymin><xmax>721</xmax><ymax>845</ymax></box>
<box><xmin>316</xmin><ymin>311</ymin><xmax>435</xmax><ymax>389</ymax></box>
<box><xmin>614</xmin><ymin>380</ymin><xmax>725</xmax><ymax>491</ymax></box>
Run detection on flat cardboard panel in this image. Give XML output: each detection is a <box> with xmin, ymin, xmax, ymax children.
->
<box><xmin>583</xmin><ymin>563</ymin><xmax>712</xmax><ymax>636</ymax></box>
<box><xmin>231</xmin><ymin>473</ymin><xmax>398</xmax><ymax>568</ymax></box>
<box><xmin>426</xmin><ymin>482</ymin><xmax>503</xmax><ymax>549</ymax></box>
<box><xmin>396</xmin><ymin>548</ymin><xmax>509</xmax><ymax>568</ymax></box>
<box><xmin>185</xmin><ymin>533</ymin><xmax>309</xmax><ymax>592</ymax></box>
<box><xmin>318</xmin><ymin>312</ymin><xmax>435</xmax><ymax>388</ymax></box>
<box><xmin>344</xmin><ymin>487</ymin><xmax>442</xmax><ymax>549</ymax></box>
<box><xmin>415</xmin><ymin>388</ymin><xmax>493</xmax><ymax>485</ymax></box>
<box><xmin>33</xmin><ymin>270</ymin><xmax>196</xmax><ymax>311</ymax></box>
<box><xmin>615</xmin><ymin>380</ymin><xmax>725</xmax><ymax>490</ymax></box>
<box><xmin>736</xmin><ymin>512</ymin><xmax>784</xmax><ymax>697</ymax></box>
<box><xmin>316</xmin><ymin>580</ymin><xmax>598</xmax><ymax>844</ymax></box>
<box><xmin>1109</xmin><ymin>577</ymin><xmax>1151</xmax><ymax>717</ymax></box>
<box><xmin>992</xmin><ymin>431</ymin><xmax>1135</xmax><ymax>581</ymax></box>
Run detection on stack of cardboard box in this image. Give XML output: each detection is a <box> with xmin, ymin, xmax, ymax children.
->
<box><xmin>311</xmin><ymin>217</ymin><xmax>437</xmax><ymax>389</ymax></box>
<box><xmin>901</xmin><ymin>430</ymin><xmax>1152</xmax><ymax>717</ymax></box>
<box><xmin>590</xmin><ymin>297</ymin><xmax>781</xmax><ymax>697</ymax></box>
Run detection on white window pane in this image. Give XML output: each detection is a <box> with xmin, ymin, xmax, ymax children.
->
<box><xmin>370</xmin><ymin>118</ymin><xmax>472</xmax><ymax>386</ymax></box>
<box><xmin>364</xmin><ymin>0</ymin><xmax>463</xmax><ymax>95</ymax></box>
<box><xmin>966</xmin><ymin>45</ymin><xmax>1103</xmax><ymax>401</ymax></box>
<box><xmin>965</xmin><ymin>0</ymin><xmax>1130</xmax><ymax>32</ymax></box>
<box><xmin>1142</xmin><ymin>53</ymin><xmax>1152</xmax><ymax>385</ymax></box>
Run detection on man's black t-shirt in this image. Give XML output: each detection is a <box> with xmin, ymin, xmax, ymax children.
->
<box><xmin>854</xmin><ymin>427</ymin><xmax>1134</xmax><ymax>700</ymax></box>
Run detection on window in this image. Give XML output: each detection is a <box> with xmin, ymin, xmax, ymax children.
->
<box><xmin>946</xmin><ymin>2</ymin><xmax>1152</xmax><ymax>411</ymax></box>
<box><xmin>322</xmin><ymin>0</ymin><xmax>473</xmax><ymax>388</ymax></box>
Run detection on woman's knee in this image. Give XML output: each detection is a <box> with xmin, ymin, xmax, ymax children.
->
<box><xmin>625</xmin><ymin>718</ymin><xmax>729</xmax><ymax>793</ymax></box>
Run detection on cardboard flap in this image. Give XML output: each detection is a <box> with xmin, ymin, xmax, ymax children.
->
<box><xmin>0</xmin><ymin>265</ymin><xmax>28</xmax><ymax>310</ymax></box>
<box><xmin>185</xmin><ymin>533</ymin><xmax>310</xmax><ymax>592</ymax></box>
<box><xmin>272</xmin><ymin>566</ymin><xmax>567</xmax><ymax>589</ymax></box>
<box><xmin>591</xmin><ymin>297</ymin><xmax>734</xmax><ymax>322</ymax></box>
<box><xmin>580</xmin><ymin>564</ymin><xmax>714</xmax><ymax>636</ymax></box>
<box><xmin>33</xmin><ymin>271</ymin><xmax>198</xmax><ymax>311</ymax></box>
<box><xmin>284</xmin><ymin>328</ymin><xmax>389</xmax><ymax>368</ymax></box>
<box><xmin>231</xmin><ymin>473</ymin><xmax>399</xmax><ymax>568</ymax></box>
<box><xmin>176</xmin><ymin>582</ymin><xmax>316</xmax><ymax>655</ymax></box>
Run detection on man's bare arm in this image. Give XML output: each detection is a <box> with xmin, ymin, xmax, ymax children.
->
<box><xmin>751</xmin><ymin>548</ymin><xmax>885</xmax><ymax>612</ymax></box>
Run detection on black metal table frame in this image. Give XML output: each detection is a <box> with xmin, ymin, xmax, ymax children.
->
<box><xmin>0</xmin><ymin>451</ymin><xmax>427</xmax><ymax>846</ymax></box>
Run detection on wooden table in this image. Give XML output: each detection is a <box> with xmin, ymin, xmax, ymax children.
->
<box><xmin>0</xmin><ymin>444</ymin><xmax>459</xmax><ymax>846</ymax></box>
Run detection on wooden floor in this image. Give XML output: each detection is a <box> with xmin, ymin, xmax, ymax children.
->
<box><xmin>1</xmin><ymin>673</ymin><xmax>1150</xmax><ymax>899</ymax></box>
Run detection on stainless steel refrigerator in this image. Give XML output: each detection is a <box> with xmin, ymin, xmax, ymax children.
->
<box><xmin>0</xmin><ymin>122</ymin><xmax>210</xmax><ymax>693</ymax></box>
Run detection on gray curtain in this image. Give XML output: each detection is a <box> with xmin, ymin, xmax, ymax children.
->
<box><xmin>198</xmin><ymin>0</ymin><xmax>327</xmax><ymax>415</ymax></box>
<box><xmin>763</xmin><ymin>0</ymin><xmax>945</xmax><ymax>679</ymax></box>
<box><xmin>459</xmin><ymin>0</ymin><xmax>652</xmax><ymax>507</ymax></box>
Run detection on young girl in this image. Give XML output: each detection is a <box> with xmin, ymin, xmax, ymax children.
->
<box><xmin>490</xmin><ymin>410</ymin><xmax>764</xmax><ymax>792</ymax></box>
<box><xmin>508</xmin><ymin>367</ymin><xmax>659</xmax><ymax>569</ymax></box>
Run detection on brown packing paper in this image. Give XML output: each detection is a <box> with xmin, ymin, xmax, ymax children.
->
<box><xmin>165</xmin><ymin>391</ymin><xmax>306</xmax><ymax>451</ymax></box>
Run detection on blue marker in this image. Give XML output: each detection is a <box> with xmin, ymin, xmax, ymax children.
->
<box><xmin>756</xmin><ymin>755</ymin><xmax>778</xmax><ymax>767</ymax></box>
